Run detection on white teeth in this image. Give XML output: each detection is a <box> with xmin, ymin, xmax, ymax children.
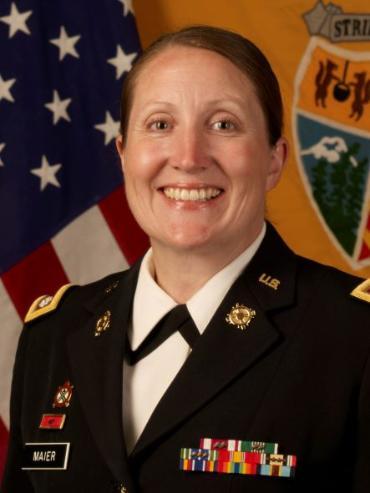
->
<box><xmin>180</xmin><ymin>189</ymin><xmax>188</xmax><ymax>200</ymax></box>
<box><xmin>163</xmin><ymin>187</ymin><xmax>221</xmax><ymax>201</ymax></box>
<box><xmin>190</xmin><ymin>189</ymin><xmax>198</xmax><ymax>200</ymax></box>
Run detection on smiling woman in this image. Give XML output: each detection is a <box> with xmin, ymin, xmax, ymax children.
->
<box><xmin>116</xmin><ymin>30</ymin><xmax>287</xmax><ymax>301</ymax></box>
<box><xmin>2</xmin><ymin>25</ymin><xmax>370</xmax><ymax>493</ymax></box>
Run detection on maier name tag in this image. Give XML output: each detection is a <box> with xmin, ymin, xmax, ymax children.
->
<box><xmin>21</xmin><ymin>442</ymin><xmax>70</xmax><ymax>470</ymax></box>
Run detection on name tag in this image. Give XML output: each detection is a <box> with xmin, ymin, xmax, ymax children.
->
<box><xmin>21</xmin><ymin>442</ymin><xmax>70</xmax><ymax>470</ymax></box>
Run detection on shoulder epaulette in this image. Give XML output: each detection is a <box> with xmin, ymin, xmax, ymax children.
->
<box><xmin>24</xmin><ymin>284</ymin><xmax>74</xmax><ymax>323</ymax></box>
<box><xmin>350</xmin><ymin>279</ymin><xmax>370</xmax><ymax>304</ymax></box>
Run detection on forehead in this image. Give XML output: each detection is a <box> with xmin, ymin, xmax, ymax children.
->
<box><xmin>132</xmin><ymin>45</ymin><xmax>256</xmax><ymax>101</ymax></box>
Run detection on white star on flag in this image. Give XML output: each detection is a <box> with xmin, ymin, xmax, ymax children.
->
<box><xmin>94</xmin><ymin>112</ymin><xmax>120</xmax><ymax>145</ymax></box>
<box><xmin>108</xmin><ymin>45</ymin><xmax>137</xmax><ymax>79</ymax></box>
<box><xmin>45</xmin><ymin>90</ymin><xmax>72</xmax><ymax>125</ymax></box>
<box><xmin>0</xmin><ymin>3</ymin><xmax>32</xmax><ymax>38</ymax></box>
<box><xmin>0</xmin><ymin>143</ymin><xmax>5</xmax><ymax>167</ymax></box>
<box><xmin>50</xmin><ymin>26</ymin><xmax>81</xmax><ymax>61</ymax></box>
<box><xmin>30</xmin><ymin>155</ymin><xmax>62</xmax><ymax>191</ymax></box>
<box><xmin>118</xmin><ymin>0</ymin><xmax>135</xmax><ymax>16</ymax></box>
<box><xmin>0</xmin><ymin>75</ymin><xmax>16</xmax><ymax>103</ymax></box>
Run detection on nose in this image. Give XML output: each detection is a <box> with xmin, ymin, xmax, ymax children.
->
<box><xmin>169</xmin><ymin>127</ymin><xmax>209</xmax><ymax>172</ymax></box>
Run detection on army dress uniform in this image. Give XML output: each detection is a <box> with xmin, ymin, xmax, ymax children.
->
<box><xmin>2</xmin><ymin>223</ymin><xmax>370</xmax><ymax>493</ymax></box>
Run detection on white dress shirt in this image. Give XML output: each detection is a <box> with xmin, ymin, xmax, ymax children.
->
<box><xmin>122</xmin><ymin>223</ymin><xmax>266</xmax><ymax>452</ymax></box>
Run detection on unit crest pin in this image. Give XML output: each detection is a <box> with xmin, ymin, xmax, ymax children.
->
<box><xmin>53</xmin><ymin>381</ymin><xmax>74</xmax><ymax>408</ymax></box>
<box><xmin>226</xmin><ymin>303</ymin><xmax>256</xmax><ymax>330</ymax></box>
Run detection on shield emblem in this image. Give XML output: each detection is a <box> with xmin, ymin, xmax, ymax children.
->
<box><xmin>293</xmin><ymin>37</ymin><xmax>370</xmax><ymax>268</ymax></box>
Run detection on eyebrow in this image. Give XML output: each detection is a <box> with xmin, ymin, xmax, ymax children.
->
<box><xmin>141</xmin><ymin>98</ymin><xmax>246</xmax><ymax>110</ymax></box>
<box><xmin>142</xmin><ymin>101</ymin><xmax>176</xmax><ymax>108</ymax></box>
<box><xmin>203</xmin><ymin>97</ymin><xmax>247</xmax><ymax>107</ymax></box>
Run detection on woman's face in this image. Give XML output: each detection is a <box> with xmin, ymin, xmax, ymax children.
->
<box><xmin>117</xmin><ymin>46</ymin><xmax>287</xmax><ymax>255</ymax></box>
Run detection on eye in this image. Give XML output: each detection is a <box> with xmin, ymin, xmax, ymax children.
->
<box><xmin>148</xmin><ymin>119</ymin><xmax>170</xmax><ymax>131</ymax></box>
<box><xmin>211</xmin><ymin>119</ymin><xmax>236</xmax><ymax>131</ymax></box>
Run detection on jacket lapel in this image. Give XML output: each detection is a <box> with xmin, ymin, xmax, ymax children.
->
<box><xmin>67</xmin><ymin>264</ymin><xmax>140</xmax><ymax>483</ymax></box>
<box><xmin>131</xmin><ymin>224</ymin><xmax>297</xmax><ymax>456</ymax></box>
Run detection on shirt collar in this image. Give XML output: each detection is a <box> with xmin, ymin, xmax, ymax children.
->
<box><xmin>130</xmin><ymin>223</ymin><xmax>266</xmax><ymax>350</ymax></box>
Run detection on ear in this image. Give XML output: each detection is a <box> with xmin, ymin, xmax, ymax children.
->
<box><xmin>116</xmin><ymin>135</ymin><xmax>125</xmax><ymax>172</ymax></box>
<box><xmin>266</xmin><ymin>136</ymin><xmax>288</xmax><ymax>191</ymax></box>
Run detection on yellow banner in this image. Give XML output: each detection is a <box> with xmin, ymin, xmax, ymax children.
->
<box><xmin>134</xmin><ymin>0</ymin><xmax>370</xmax><ymax>277</ymax></box>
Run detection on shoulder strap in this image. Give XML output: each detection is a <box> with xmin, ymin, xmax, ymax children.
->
<box><xmin>350</xmin><ymin>279</ymin><xmax>370</xmax><ymax>304</ymax></box>
<box><xmin>24</xmin><ymin>284</ymin><xmax>74</xmax><ymax>323</ymax></box>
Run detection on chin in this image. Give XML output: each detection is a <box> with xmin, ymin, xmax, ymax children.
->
<box><xmin>156</xmin><ymin>226</ymin><xmax>217</xmax><ymax>252</ymax></box>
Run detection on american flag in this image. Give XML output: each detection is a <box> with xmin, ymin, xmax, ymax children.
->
<box><xmin>0</xmin><ymin>0</ymin><xmax>148</xmax><ymax>478</ymax></box>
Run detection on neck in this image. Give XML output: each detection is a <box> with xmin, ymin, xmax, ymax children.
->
<box><xmin>150</xmin><ymin>233</ymin><xmax>261</xmax><ymax>303</ymax></box>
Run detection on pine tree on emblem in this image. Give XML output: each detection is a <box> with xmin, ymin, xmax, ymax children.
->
<box><xmin>311</xmin><ymin>143</ymin><xmax>368</xmax><ymax>256</ymax></box>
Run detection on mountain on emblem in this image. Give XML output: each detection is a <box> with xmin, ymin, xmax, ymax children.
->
<box><xmin>293</xmin><ymin>37</ymin><xmax>370</xmax><ymax>268</ymax></box>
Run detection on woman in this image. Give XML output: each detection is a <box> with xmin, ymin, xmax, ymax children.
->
<box><xmin>2</xmin><ymin>26</ymin><xmax>370</xmax><ymax>493</ymax></box>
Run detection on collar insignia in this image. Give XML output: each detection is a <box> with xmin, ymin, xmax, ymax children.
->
<box><xmin>259</xmin><ymin>273</ymin><xmax>280</xmax><ymax>290</ymax></box>
<box><xmin>95</xmin><ymin>310</ymin><xmax>111</xmax><ymax>337</ymax></box>
<box><xmin>226</xmin><ymin>303</ymin><xmax>256</xmax><ymax>330</ymax></box>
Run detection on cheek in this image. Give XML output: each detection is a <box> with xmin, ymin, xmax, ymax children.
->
<box><xmin>225</xmin><ymin>143</ymin><xmax>267</xmax><ymax>182</ymax></box>
<box><xmin>224</xmin><ymin>145</ymin><xmax>272</xmax><ymax>208</ymax></box>
<box><xmin>124</xmin><ymin>144</ymin><xmax>163</xmax><ymax>185</ymax></box>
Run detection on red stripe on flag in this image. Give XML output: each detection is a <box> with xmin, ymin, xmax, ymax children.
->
<box><xmin>99</xmin><ymin>186</ymin><xmax>149</xmax><ymax>265</ymax></box>
<box><xmin>2</xmin><ymin>241</ymin><xmax>69</xmax><ymax>319</ymax></box>
<box><xmin>0</xmin><ymin>418</ymin><xmax>9</xmax><ymax>480</ymax></box>
<box><xmin>359</xmin><ymin>240</ymin><xmax>370</xmax><ymax>261</ymax></box>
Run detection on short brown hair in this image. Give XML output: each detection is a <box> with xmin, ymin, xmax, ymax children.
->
<box><xmin>120</xmin><ymin>25</ymin><xmax>283</xmax><ymax>145</ymax></box>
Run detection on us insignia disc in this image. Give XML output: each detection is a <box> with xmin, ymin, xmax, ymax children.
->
<box><xmin>53</xmin><ymin>381</ymin><xmax>74</xmax><ymax>408</ymax></box>
<box><xmin>226</xmin><ymin>303</ymin><xmax>256</xmax><ymax>330</ymax></box>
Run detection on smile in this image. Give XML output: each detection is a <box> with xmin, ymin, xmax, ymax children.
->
<box><xmin>162</xmin><ymin>187</ymin><xmax>222</xmax><ymax>201</ymax></box>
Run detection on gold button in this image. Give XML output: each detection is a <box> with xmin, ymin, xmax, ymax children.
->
<box><xmin>118</xmin><ymin>485</ymin><xmax>127</xmax><ymax>493</ymax></box>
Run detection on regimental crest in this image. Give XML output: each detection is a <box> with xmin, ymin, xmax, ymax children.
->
<box><xmin>293</xmin><ymin>36</ymin><xmax>370</xmax><ymax>268</ymax></box>
<box><xmin>53</xmin><ymin>381</ymin><xmax>74</xmax><ymax>408</ymax></box>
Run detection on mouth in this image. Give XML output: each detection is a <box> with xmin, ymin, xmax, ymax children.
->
<box><xmin>161</xmin><ymin>186</ymin><xmax>223</xmax><ymax>202</ymax></box>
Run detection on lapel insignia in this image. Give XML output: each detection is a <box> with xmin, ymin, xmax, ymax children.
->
<box><xmin>259</xmin><ymin>273</ymin><xmax>280</xmax><ymax>290</ymax></box>
<box><xmin>225</xmin><ymin>303</ymin><xmax>256</xmax><ymax>330</ymax></box>
<box><xmin>350</xmin><ymin>279</ymin><xmax>370</xmax><ymax>303</ymax></box>
<box><xmin>39</xmin><ymin>413</ymin><xmax>66</xmax><ymax>430</ymax></box>
<box><xmin>95</xmin><ymin>310</ymin><xmax>111</xmax><ymax>337</ymax></box>
<box><xmin>53</xmin><ymin>381</ymin><xmax>74</xmax><ymax>408</ymax></box>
